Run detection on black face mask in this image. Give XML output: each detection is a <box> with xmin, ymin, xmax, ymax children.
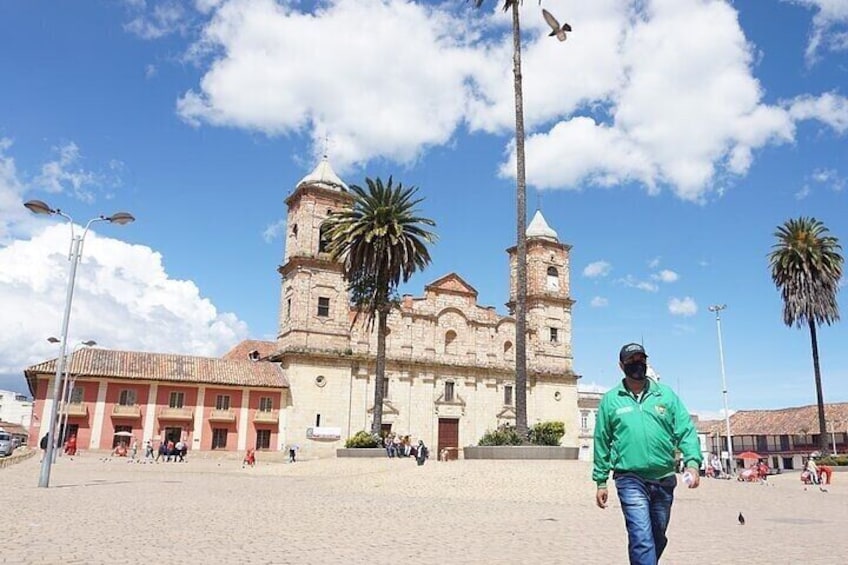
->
<box><xmin>623</xmin><ymin>360</ymin><xmax>647</xmax><ymax>381</ymax></box>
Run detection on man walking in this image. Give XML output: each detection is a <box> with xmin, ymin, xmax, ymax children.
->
<box><xmin>593</xmin><ymin>343</ymin><xmax>702</xmax><ymax>564</ymax></box>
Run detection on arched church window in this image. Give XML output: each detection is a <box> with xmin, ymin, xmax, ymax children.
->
<box><xmin>445</xmin><ymin>330</ymin><xmax>457</xmax><ymax>355</ymax></box>
<box><xmin>503</xmin><ymin>341</ymin><xmax>513</xmax><ymax>359</ymax></box>
<box><xmin>546</xmin><ymin>266</ymin><xmax>559</xmax><ymax>290</ymax></box>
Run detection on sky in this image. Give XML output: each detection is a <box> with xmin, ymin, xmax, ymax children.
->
<box><xmin>0</xmin><ymin>0</ymin><xmax>846</xmax><ymax>421</ymax></box>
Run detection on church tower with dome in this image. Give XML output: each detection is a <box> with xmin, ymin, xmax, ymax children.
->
<box><xmin>277</xmin><ymin>156</ymin><xmax>353</xmax><ymax>352</ymax></box>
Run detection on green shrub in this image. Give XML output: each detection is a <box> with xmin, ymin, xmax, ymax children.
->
<box><xmin>528</xmin><ymin>421</ymin><xmax>565</xmax><ymax>446</ymax></box>
<box><xmin>817</xmin><ymin>455</ymin><xmax>848</xmax><ymax>466</ymax></box>
<box><xmin>478</xmin><ymin>423</ymin><xmax>524</xmax><ymax>446</ymax></box>
<box><xmin>345</xmin><ymin>430</ymin><xmax>380</xmax><ymax>448</ymax></box>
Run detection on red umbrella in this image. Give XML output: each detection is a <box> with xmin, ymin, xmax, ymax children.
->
<box><xmin>736</xmin><ymin>451</ymin><xmax>762</xmax><ymax>460</ymax></box>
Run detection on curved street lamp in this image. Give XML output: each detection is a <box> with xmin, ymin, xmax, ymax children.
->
<box><xmin>26</xmin><ymin>200</ymin><xmax>134</xmax><ymax>488</ymax></box>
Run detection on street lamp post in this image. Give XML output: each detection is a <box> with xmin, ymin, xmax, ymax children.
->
<box><xmin>25</xmin><ymin>199</ymin><xmax>133</xmax><ymax>488</ymax></box>
<box><xmin>708</xmin><ymin>304</ymin><xmax>734</xmax><ymax>475</ymax></box>
<box><xmin>48</xmin><ymin>337</ymin><xmax>96</xmax><ymax>462</ymax></box>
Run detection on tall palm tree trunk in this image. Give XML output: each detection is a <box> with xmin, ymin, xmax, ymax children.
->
<box><xmin>809</xmin><ymin>319</ymin><xmax>828</xmax><ymax>453</ymax></box>
<box><xmin>371</xmin><ymin>305</ymin><xmax>389</xmax><ymax>436</ymax></box>
<box><xmin>510</xmin><ymin>2</ymin><xmax>528</xmax><ymax>438</ymax></box>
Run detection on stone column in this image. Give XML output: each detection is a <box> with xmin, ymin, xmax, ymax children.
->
<box><xmin>193</xmin><ymin>386</ymin><xmax>206</xmax><ymax>451</ymax></box>
<box><xmin>90</xmin><ymin>380</ymin><xmax>109</xmax><ymax>449</ymax></box>
<box><xmin>143</xmin><ymin>383</ymin><xmax>158</xmax><ymax>442</ymax></box>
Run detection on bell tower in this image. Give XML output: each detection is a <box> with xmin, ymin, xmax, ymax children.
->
<box><xmin>277</xmin><ymin>156</ymin><xmax>353</xmax><ymax>352</ymax></box>
<box><xmin>508</xmin><ymin>210</ymin><xmax>575</xmax><ymax>374</ymax></box>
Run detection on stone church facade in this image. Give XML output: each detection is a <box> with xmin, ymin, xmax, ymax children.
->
<box><xmin>25</xmin><ymin>157</ymin><xmax>580</xmax><ymax>458</ymax></box>
<box><xmin>272</xmin><ymin>158</ymin><xmax>580</xmax><ymax>457</ymax></box>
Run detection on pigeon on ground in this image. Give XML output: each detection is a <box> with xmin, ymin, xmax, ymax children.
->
<box><xmin>542</xmin><ymin>9</ymin><xmax>572</xmax><ymax>42</ymax></box>
<box><xmin>738</xmin><ymin>512</ymin><xmax>745</xmax><ymax>525</ymax></box>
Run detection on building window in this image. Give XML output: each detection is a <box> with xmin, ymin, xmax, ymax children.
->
<box><xmin>581</xmin><ymin>411</ymin><xmax>589</xmax><ymax>431</ymax></box>
<box><xmin>445</xmin><ymin>330</ymin><xmax>457</xmax><ymax>355</ymax></box>
<box><xmin>286</xmin><ymin>298</ymin><xmax>292</xmax><ymax>318</ymax></box>
<box><xmin>550</xmin><ymin>327</ymin><xmax>559</xmax><ymax>343</ymax></box>
<box><xmin>291</xmin><ymin>224</ymin><xmax>298</xmax><ymax>237</ymax></box>
<box><xmin>118</xmin><ymin>389</ymin><xmax>136</xmax><ymax>406</ymax></box>
<box><xmin>259</xmin><ymin>397</ymin><xmax>273</xmax><ymax>412</ymax></box>
<box><xmin>168</xmin><ymin>392</ymin><xmax>185</xmax><ymax>409</ymax></box>
<box><xmin>381</xmin><ymin>377</ymin><xmax>390</xmax><ymax>399</ymax></box>
<box><xmin>316</xmin><ymin>414</ymin><xmax>321</xmax><ymax>427</ymax></box>
<box><xmin>504</xmin><ymin>385</ymin><xmax>513</xmax><ymax>406</ymax></box>
<box><xmin>212</xmin><ymin>428</ymin><xmax>228</xmax><ymax>450</ymax></box>
<box><xmin>215</xmin><ymin>395</ymin><xmax>230</xmax><ymax>410</ymax></box>
<box><xmin>317</xmin><ymin>297</ymin><xmax>330</xmax><ymax>317</ymax></box>
<box><xmin>503</xmin><ymin>341</ymin><xmax>513</xmax><ymax>358</ymax></box>
<box><xmin>70</xmin><ymin>386</ymin><xmax>84</xmax><ymax>404</ymax></box>
<box><xmin>256</xmin><ymin>429</ymin><xmax>271</xmax><ymax>450</ymax></box>
<box><xmin>546</xmin><ymin>266</ymin><xmax>559</xmax><ymax>290</ymax></box>
<box><xmin>444</xmin><ymin>381</ymin><xmax>455</xmax><ymax>402</ymax></box>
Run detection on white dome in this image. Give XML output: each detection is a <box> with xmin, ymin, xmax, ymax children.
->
<box><xmin>526</xmin><ymin>210</ymin><xmax>558</xmax><ymax>241</ymax></box>
<box><xmin>296</xmin><ymin>156</ymin><xmax>348</xmax><ymax>192</ymax></box>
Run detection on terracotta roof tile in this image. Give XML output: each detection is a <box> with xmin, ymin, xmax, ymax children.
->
<box><xmin>25</xmin><ymin>348</ymin><xmax>287</xmax><ymax>389</ymax></box>
<box><xmin>222</xmin><ymin>340</ymin><xmax>277</xmax><ymax>361</ymax></box>
<box><xmin>703</xmin><ymin>403</ymin><xmax>848</xmax><ymax>435</ymax></box>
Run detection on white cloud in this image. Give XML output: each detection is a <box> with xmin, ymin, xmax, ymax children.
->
<box><xmin>668</xmin><ymin>296</ymin><xmax>698</xmax><ymax>316</ymax></box>
<box><xmin>583</xmin><ymin>260</ymin><xmax>612</xmax><ymax>278</ymax></box>
<box><xmin>795</xmin><ymin>184</ymin><xmax>812</xmax><ymax>200</ymax></box>
<box><xmin>811</xmin><ymin>167</ymin><xmax>846</xmax><ymax>191</ymax></box>
<box><xmin>124</xmin><ymin>1</ymin><xmax>189</xmax><ymax>39</ymax></box>
<box><xmin>35</xmin><ymin>143</ymin><xmax>98</xmax><ymax>202</ymax></box>
<box><xmin>0</xmin><ymin>141</ymin><xmax>249</xmax><ymax>376</ymax></box>
<box><xmin>652</xmin><ymin>269</ymin><xmax>679</xmax><ymax>283</ymax></box>
<box><xmin>648</xmin><ymin>257</ymin><xmax>661</xmax><ymax>269</ymax></box>
<box><xmin>620</xmin><ymin>275</ymin><xmax>658</xmax><ymax>293</ymax></box>
<box><xmin>170</xmin><ymin>0</ymin><xmax>847</xmax><ymax>201</ymax></box>
<box><xmin>788</xmin><ymin>92</ymin><xmax>848</xmax><ymax>133</ymax></box>
<box><xmin>262</xmin><ymin>218</ymin><xmax>285</xmax><ymax>243</ymax></box>
<box><xmin>590</xmin><ymin>296</ymin><xmax>609</xmax><ymax>308</ymax></box>
<box><xmin>784</xmin><ymin>0</ymin><xmax>848</xmax><ymax>64</ymax></box>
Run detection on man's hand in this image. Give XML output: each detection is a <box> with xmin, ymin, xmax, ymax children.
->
<box><xmin>596</xmin><ymin>488</ymin><xmax>608</xmax><ymax>508</ymax></box>
<box><xmin>685</xmin><ymin>467</ymin><xmax>700</xmax><ymax>489</ymax></box>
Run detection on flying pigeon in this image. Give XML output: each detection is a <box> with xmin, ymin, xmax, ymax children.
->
<box><xmin>738</xmin><ymin>512</ymin><xmax>745</xmax><ymax>525</ymax></box>
<box><xmin>542</xmin><ymin>9</ymin><xmax>572</xmax><ymax>42</ymax></box>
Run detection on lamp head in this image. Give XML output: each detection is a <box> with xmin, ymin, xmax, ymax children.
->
<box><xmin>708</xmin><ymin>304</ymin><xmax>727</xmax><ymax>313</ymax></box>
<box><xmin>107</xmin><ymin>212</ymin><xmax>135</xmax><ymax>225</ymax></box>
<box><xmin>24</xmin><ymin>200</ymin><xmax>56</xmax><ymax>216</ymax></box>
<box><xmin>81</xmin><ymin>340</ymin><xmax>97</xmax><ymax>347</ymax></box>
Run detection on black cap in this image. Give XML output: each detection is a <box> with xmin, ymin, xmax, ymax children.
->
<box><xmin>619</xmin><ymin>343</ymin><xmax>648</xmax><ymax>363</ymax></box>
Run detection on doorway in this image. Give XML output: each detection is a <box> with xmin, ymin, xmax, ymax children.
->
<box><xmin>438</xmin><ymin>418</ymin><xmax>459</xmax><ymax>457</ymax></box>
<box><xmin>164</xmin><ymin>427</ymin><xmax>183</xmax><ymax>445</ymax></box>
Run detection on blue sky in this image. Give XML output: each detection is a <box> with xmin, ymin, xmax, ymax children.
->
<box><xmin>0</xmin><ymin>0</ymin><xmax>846</xmax><ymax>420</ymax></box>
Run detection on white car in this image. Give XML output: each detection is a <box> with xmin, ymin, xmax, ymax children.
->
<box><xmin>0</xmin><ymin>432</ymin><xmax>15</xmax><ymax>457</ymax></box>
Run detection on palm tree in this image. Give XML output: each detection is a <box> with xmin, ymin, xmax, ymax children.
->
<box><xmin>768</xmin><ymin>217</ymin><xmax>843</xmax><ymax>454</ymax></box>
<box><xmin>324</xmin><ymin>177</ymin><xmax>437</xmax><ymax>436</ymax></box>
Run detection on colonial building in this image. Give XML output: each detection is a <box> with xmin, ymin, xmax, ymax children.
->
<box><xmin>26</xmin><ymin>157</ymin><xmax>580</xmax><ymax>457</ymax></box>
<box><xmin>700</xmin><ymin>402</ymin><xmax>848</xmax><ymax>471</ymax></box>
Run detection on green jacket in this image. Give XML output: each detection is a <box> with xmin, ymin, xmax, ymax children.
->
<box><xmin>592</xmin><ymin>379</ymin><xmax>702</xmax><ymax>487</ymax></box>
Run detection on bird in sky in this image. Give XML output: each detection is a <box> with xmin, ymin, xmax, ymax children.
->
<box><xmin>542</xmin><ymin>9</ymin><xmax>572</xmax><ymax>42</ymax></box>
<box><xmin>738</xmin><ymin>512</ymin><xmax>745</xmax><ymax>525</ymax></box>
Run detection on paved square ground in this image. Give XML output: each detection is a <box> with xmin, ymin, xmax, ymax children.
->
<box><xmin>4</xmin><ymin>452</ymin><xmax>844</xmax><ymax>564</ymax></box>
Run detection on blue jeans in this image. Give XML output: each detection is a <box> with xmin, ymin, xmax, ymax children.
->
<box><xmin>615</xmin><ymin>473</ymin><xmax>676</xmax><ymax>565</ymax></box>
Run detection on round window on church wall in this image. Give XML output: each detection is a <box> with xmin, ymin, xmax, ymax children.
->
<box><xmin>315</xmin><ymin>375</ymin><xmax>327</xmax><ymax>387</ymax></box>
<box><xmin>554</xmin><ymin>391</ymin><xmax>562</xmax><ymax>401</ymax></box>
